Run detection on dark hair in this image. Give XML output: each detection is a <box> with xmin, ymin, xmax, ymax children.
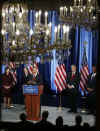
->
<box><xmin>71</xmin><ymin>64</ymin><xmax>76</xmax><ymax>67</ymax></box>
<box><xmin>83</xmin><ymin>122</ymin><xmax>90</xmax><ymax>128</ymax></box>
<box><xmin>75</xmin><ymin>115</ymin><xmax>82</xmax><ymax>125</ymax></box>
<box><xmin>19</xmin><ymin>113</ymin><xmax>27</xmax><ymax>121</ymax></box>
<box><xmin>92</xmin><ymin>65</ymin><xmax>96</xmax><ymax>67</ymax></box>
<box><xmin>56</xmin><ymin>116</ymin><xmax>63</xmax><ymax>127</ymax></box>
<box><xmin>42</xmin><ymin>111</ymin><xmax>49</xmax><ymax>120</ymax></box>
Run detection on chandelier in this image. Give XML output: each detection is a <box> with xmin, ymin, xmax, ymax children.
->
<box><xmin>1</xmin><ymin>1</ymin><xmax>72</xmax><ymax>64</ymax></box>
<box><xmin>1</xmin><ymin>1</ymin><xmax>30</xmax><ymax>64</ymax></box>
<box><xmin>59</xmin><ymin>0</ymin><xmax>99</xmax><ymax>29</ymax></box>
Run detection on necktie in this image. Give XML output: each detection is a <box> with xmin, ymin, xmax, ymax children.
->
<box><xmin>71</xmin><ymin>72</ymin><xmax>75</xmax><ymax>79</ymax></box>
<box><xmin>91</xmin><ymin>73</ymin><xmax>94</xmax><ymax>79</ymax></box>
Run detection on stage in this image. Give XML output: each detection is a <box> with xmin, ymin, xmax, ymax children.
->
<box><xmin>1</xmin><ymin>104</ymin><xmax>95</xmax><ymax>126</ymax></box>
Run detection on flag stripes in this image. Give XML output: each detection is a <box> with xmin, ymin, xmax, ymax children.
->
<box><xmin>80</xmin><ymin>47</ymin><xmax>89</xmax><ymax>95</ymax></box>
<box><xmin>54</xmin><ymin>62</ymin><xmax>67</xmax><ymax>92</ymax></box>
<box><xmin>80</xmin><ymin>65</ymin><xmax>89</xmax><ymax>93</ymax></box>
<box><xmin>26</xmin><ymin>62</ymin><xmax>39</xmax><ymax>76</ymax></box>
<box><xmin>9</xmin><ymin>62</ymin><xmax>17</xmax><ymax>83</ymax></box>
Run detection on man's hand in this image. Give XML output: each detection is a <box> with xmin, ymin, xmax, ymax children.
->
<box><xmin>87</xmin><ymin>88</ymin><xmax>94</xmax><ymax>92</ymax></box>
<box><xmin>4</xmin><ymin>86</ymin><xmax>10</xmax><ymax>89</ymax></box>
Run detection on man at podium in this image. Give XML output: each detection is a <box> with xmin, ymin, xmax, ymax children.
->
<box><xmin>23</xmin><ymin>63</ymin><xmax>44</xmax><ymax>121</ymax></box>
<box><xmin>23</xmin><ymin>64</ymin><xmax>43</xmax><ymax>86</ymax></box>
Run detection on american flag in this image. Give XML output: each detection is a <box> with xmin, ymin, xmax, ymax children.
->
<box><xmin>9</xmin><ymin>62</ymin><xmax>17</xmax><ymax>83</ymax></box>
<box><xmin>27</xmin><ymin>64</ymin><xmax>34</xmax><ymax>74</ymax></box>
<box><xmin>80</xmin><ymin>47</ymin><xmax>89</xmax><ymax>96</ymax></box>
<box><xmin>27</xmin><ymin>62</ymin><xmax>39</xmax><ymax>76</ymax></box>
<box><xmin>54</xmin><ymin>59</ymin><xmax>67</xmax><ymax>92</ymax></box>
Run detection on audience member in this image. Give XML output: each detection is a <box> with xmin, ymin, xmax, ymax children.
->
<box><xmin>34</xmin><ymin>111</ymin><xmax>54</xmax><ymax>128</ymax></box>
<box><xmin>55</xmin><ymin>116</ymin><xmax>64</xmax><ymax>128</ymax></box>
<box><xmin>83</xmin><ymin>122</ymin><xmax>90</xmax><ymax>128</ymax></box>
<box><xmin>17</xmin><ymin>113</ymin><xmax>34</xmax><ymax>130</ymax></box>
<box><xmin>73</xmin><ymin>115</ymin><xmax>83</xmax><ymax>129</ymax></box>
<box><xmin>0</xmin><ymin>111</ymin><xmax>95</xmax><ymax>129</ymax></box>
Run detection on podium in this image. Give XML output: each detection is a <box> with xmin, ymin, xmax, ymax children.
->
<box><xmin>23</xmin><ymin>85</ymin><xmax>44</xmax><ymax>121</ymax></box>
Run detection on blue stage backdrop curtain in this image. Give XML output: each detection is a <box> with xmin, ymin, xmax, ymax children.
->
<box><xmin>79</xmin><ymin>27</ymin><xmax>98</xmax><ymax>73</ymax></box>
<box><xmin>51</xmin><ymin>11</ymin><xmax>59</xmax><ymax>93</ymax></box>
<box><xmin>92</xmin><ymin>30</ymin><xmax>99</xmax><ymax>65</ymax></box>
<box><xmin>13</xmin><ymin>64</ymin><xmax>24</xmax><ymax>104</ymax></box>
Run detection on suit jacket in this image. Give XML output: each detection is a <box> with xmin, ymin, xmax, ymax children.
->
<box><xmin>66</xmin><ymin>71</ymin><xmax>80</xmax><ymax>92</ymax></box>
<box><xmin>33</xmin><ymin>73</ymin><xmax>43</xmax><ymax>85</ymax></box>
<box><xmin>23</xmin><ymin>73</ymin><xmax>33</xmax><ymax>84</ymax></box>
<box><xmin>87</xmin><ymin>73</ymin><xmax>96</xmax><ymax>92</ymax></box>
<box><xmin>23</xmin><ymin>73</ymin><xmax>43</xmax><ymax>86</ymax></box>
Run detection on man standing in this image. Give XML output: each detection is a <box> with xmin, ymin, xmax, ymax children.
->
<box><xmin>66</xmin><ymin>65</ymin><xmax>80</xmax><ymax>113</ymax></box>
<box><xmin>86</xmin><ymin>65</ymin><xmax>96</xmax><ymax>114</ymax></box>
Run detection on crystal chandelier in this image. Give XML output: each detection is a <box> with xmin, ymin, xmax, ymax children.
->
<box><xmin>1</xmin><ymin>1</ymin><xmax>30</xmax><ymax>64</ymax></box>
<box><xmin>29</xmin><ymin>10</ymin><xmax>52</xmax><ymax>55</ymax></box>
<box><xmin>53</xmin><ymin>24</ymin><xmax>72</xmax><ymax>60</ymax></box>
<box><xmin>59</xmin><ymin>0</ymin><xmax>99</xmax><ymax>29</ymax></box>
<box><xmin>1</xmin><ymin>1</ymin><xmax>72</xmax><ymax>64</ymax></box>
<box><xmin>30</xmin><ymin>11</ymin><xmax>72</xmax><ymax>61</ymax></box>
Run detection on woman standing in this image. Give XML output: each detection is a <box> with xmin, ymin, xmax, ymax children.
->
<box><xmin>2</xmin><ymin>67</ymin><xmax>14</xmax><ymax>109</ymax></box>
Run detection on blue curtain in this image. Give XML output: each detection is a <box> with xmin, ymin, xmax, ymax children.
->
<box><xmin>92</xmin><ymin>31</ymin><xmax>99</xmax><ymax>65</ymax></box>
<box><xmin>51</xmin><ymin>11</ymin><xmax>58</xmax><ymax>93</ymax></box>
<box><xmin>78</xmin><ymin>28</ymin><xmax>98</xmax><ymax>73</ymax></box>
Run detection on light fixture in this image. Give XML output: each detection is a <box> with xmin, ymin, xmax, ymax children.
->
<box><xmin>1</xmin><ymin>1</ymin><xmax>29</xmax><ymax>64</ymax></box>
<box><xmin>59</xmin><ymin>0</ymin><xmax>99</xmax><ymax>30</ymax></box>
<box><xmin>1</xmin><ymin>1</ymin><xmax>72</xmax><ymax>64</ymax></box>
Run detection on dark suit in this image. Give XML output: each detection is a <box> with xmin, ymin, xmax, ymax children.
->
<box><xmin>33</xmin><ymin>73</ymin><xmax>43</xmax><ymax>85</ymax></box>
<box><xmin>86</xmin><ymin>73</ymin><xmax>96</xmax><ymax>113</ymax></box>
<box><xmin>23</xmin><ymin>73</ymin><xmax>43</xmax><ymax>86</ymax></box>
<box><xmin>65</xmin><ymin>71</ymin><xmax>80</xmax><ymax>112</ymax></box>
<box><xmin>23</xmin><ymin>73</ymin><xmax>33</xmax><ymax>85</ymax></box>
<box><xmin>87</xmin><ymin>73</ymin><xmax>96</xmax><ymax>92</ymax></box>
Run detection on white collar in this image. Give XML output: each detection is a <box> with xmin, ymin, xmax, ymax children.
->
<box><xmin>72</xmin><ymin>72</ymin><xmax>76</xmax><ymax>74</ymax></box>
<box><xmin>34</xmin><ymin>72</ymin><xmax>38</xmax><ymax>77</ymax></box>
<box><xmin>93</xmin><ymin>73</ymin><xmax>96</xmax><ymax>76</ymax></box>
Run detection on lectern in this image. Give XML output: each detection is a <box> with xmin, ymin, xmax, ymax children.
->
<box><xmin>23</xmin><ymin>85</ymin><xmax>43</xmax><ymax>121</ymax></box>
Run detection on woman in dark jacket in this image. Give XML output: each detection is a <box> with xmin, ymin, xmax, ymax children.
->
<box><xmin>2</xmin><ymin>67</ymin><xmax>14</xmax><ymax>108</ymax></box>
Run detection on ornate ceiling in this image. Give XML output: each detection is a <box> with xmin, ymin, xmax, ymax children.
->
<box><xmin>0</xmin><ymin>0</ymin><xmax>72</xmax><ymax>11</ymax></box>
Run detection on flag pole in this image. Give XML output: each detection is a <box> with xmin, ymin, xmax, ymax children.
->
<box><xmin>80</xmin><ymin>92</ymin><xmax>87</xmax><ymax>114</ymax></box>
<box><xmin>80</xmin><ymin>41</ymin><xmax>88</xmax><ymax>114</ymax></box>
<box><xmin>58</xmin><ymin>93</ymin><xmax>62</xmax><ymax>111</ymax></box>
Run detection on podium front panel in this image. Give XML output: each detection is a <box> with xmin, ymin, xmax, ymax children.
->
<box><xmin>23</xmin><ymin>85</ymin><xmax>38</xmax><ymax>95</ymax></box>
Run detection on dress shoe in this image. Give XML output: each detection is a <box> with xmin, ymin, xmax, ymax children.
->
<box><xmin>68</xmin><ymin>109</ymin><xmax>77</xmax><ymax>113</ymax></box>
<box><xmin>10</xmin><ymin>105</ymin><xmax>15</xmax><ymax>108</ymax></box>
<box><xmin>68</xmin><ymin>109</ymin><xmax>73</xmax><ymax>113</ymax></box>
<box><xmin>73</xmin><ymin>110</ymin><xmax>77</xmax><ymax>113</ymax></box>
<box><xmin>7</xmin><ymin>106</ymin><xmax>11</xmax><ymax>109</ymax></box>
<box><xmin>86</xmin><ymin>111</ymin><xmax>95</xmax><ymax>115</ymax></box>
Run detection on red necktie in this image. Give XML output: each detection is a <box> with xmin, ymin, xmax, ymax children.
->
<box><xmin>71</xmin><ymin>73</ymin><xmax>75</xmax><ymax>79</ymax></box>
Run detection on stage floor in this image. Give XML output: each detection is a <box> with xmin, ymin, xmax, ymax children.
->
<box><xmin>1</xmin><ymin>104</ymin><xmax>95</xmax><ymax>126</ymax></box>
